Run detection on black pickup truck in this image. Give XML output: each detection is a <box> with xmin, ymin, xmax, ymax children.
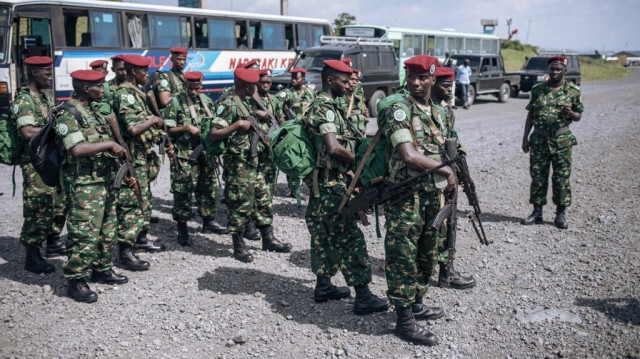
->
<box><xmin>450</xmin><ymin>54</ymin><xmax>521</xmax><ymax>105</ymax></box>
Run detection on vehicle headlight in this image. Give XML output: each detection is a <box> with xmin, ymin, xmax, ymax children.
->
<box><xmin>536</xmin><ymin>75</ymin><xmax>546</xmax><ymax>81</ymax></box>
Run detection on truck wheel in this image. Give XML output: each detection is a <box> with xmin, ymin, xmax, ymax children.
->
<box><xmin>498</xmin><ymin>83</ymin><xmax>510</xmax><ymax>103</ymax></box>
<box><xmin>467</xmin><ymin>85</ymin><xmax>476</xmax><ymax>106</ymax></box>
<box><xmin>368</xmin><ymin>90</ymin><xmax>386</xmax><ymax>117</ymax></box>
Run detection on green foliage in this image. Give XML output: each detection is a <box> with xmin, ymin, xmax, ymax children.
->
<box><xmin>332</xmin><ymin>12</ymin><xmax>356</xmax><ymax>35</ymax></box>
<box><xmin>501</xmin><ymin>47</ymin><xmax>538</xmax><ymax>72</ymax></box>
<box><xmin>579</xmin><ymin>56</ymin><xmax>628</xmax><ymax>81</ymax></box>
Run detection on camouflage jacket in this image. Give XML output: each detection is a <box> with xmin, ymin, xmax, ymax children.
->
<box><xmin>336</xmin><ymin>90</ymin><xmax>368</xmax><ymax>135</ymax></box>
<box><xmin>277</xmin><ymin>86</ymin><xmax>315</xmax><ymax>116</ymax></box>
<box><xmin>254</xmin><ymin>93</ymin><xmax>284</xmax><ymax>123</ymax></box>
<box><xmin>164</xmin><ymin>92</ymin><xmax>215</xmax><ymax>157</ymax></box>
<box><xmin>10</xmin><ymin>87</ymin><xmax>54</xmax><ymax>164</ymax></box>
<box><xmin>156</xmin><ymin>68</ymin><xmax>186</xmax><ymax>98</ymax></box>
<box><xmin>103</xmin><ymin>77</ymin><xmax>125</xmax><ymax>107</ymax></box>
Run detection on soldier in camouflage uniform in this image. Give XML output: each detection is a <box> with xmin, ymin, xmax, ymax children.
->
<box><xmin>429</xmin><ymin>66</ymin><xmax>476</xmax><ymax>290</ymax></box>
<box><xmin>207</xmin><ymin>68</ymin><xmax>291</xmax><ymax>263</ymax></box>
<box><xmin>10</xmin><ymin>56</ymin><xmax>68</xmax><ymax>274</ymax></box>
<box><xmin>164</xmin><ymin>71</ymin><xmax>227</xmax><ymax>246</ymax></box>
<box><xmin>521</xmin><ymin>55</ymin><xmax>583</xmax><ymax>229</ymax></box>
<box><xmin>113</xmin><ymin>54</ymin><xmax>174</xmax><ymax>270</ymax></box>
<box><xmin>336</xmin><ymin>68</ymin><xmax>369</xmax><ymax>136</ymax></box>
<box><xmin>156</xmin><ymin>47</ymin><xmax>187</xmax><ymax>108</ymax></box>
<box><xmin>55</xmin><ymin>70</ymin><xmax>130</xmax><ymax>303</ymax></box>
<box><xmin>381</xmin><ymin>56</ymin><xmax>458</xmax><ymax>346</ymax></box>
<box><xmin>302</xmin><ymin>60</ymin><xmax>389</xmax><ymax>315</ymax></box>
<box><xmin>102</xmin><ymin>54</ymin><xmax>126</xmax><ymax>108</ymax></box>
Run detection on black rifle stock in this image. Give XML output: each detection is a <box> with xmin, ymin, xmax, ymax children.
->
<box><xmin>243</xmin><ymin>115</ymin><xmax>270</xmax><ymax>157</ymax></box>
<box><xmin>283</xmin><ymin>108</ymin><xmax>297</xmax><ymax>122</ymax></box>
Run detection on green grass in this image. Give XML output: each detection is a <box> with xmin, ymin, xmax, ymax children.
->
<box><xmin>579</xmin><ymin>56</ymin><xmax>629</xmax><ymax>82</ymax></box>
<box><xmin>502</xmin><ymin>47</ymin><xmax>538</xmax><ymax>72</ymax></box>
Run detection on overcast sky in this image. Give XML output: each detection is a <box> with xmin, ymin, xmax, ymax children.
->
<box><xmin>127</xmin><ymin>0</ymin><xmax>640</xmax><ymax>53</ymax></box>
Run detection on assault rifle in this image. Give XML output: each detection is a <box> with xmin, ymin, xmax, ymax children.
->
<box><xmin>322</xmin><ymin>157</ymin><xmax>460</xmax><ymax>232</ymax></box>
<box><xmin>145</xmin><ymin>90</ymin><xmax>178</xmax><ymax>169</ymax></box>
<box><xmin>252</xmin><ymin>92</ymin><xmax>282</xmax><ymax>129</ymax></box>
<box><xmin>243</xmin><ymin>114</ymin><xmax>270</xmax><ymax>158</ymax></box>
<box><xmin>456</xmin><ymin>153</ymin><xmax>490</xmax><ymax>245</ymax></box>
<box><xmin>283</xmin><ymin>108</ymin><xmax>297</xmax><ymax>122</ymax></box>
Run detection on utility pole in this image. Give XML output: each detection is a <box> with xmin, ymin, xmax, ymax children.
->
<box><xmin>280</xmin><ymin>0</ymin><xmax>288</xmax><ymax>15</ymax></box>
<box><xmin>506</xmin><ymin>18</ymin><xmax>512</xmax><ymax>39</ymax></box>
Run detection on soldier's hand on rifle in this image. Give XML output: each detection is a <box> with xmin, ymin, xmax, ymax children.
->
<box><xmin>357</xmin><ymin>210</ymin><xmax>370</xmax><ymax>226</ymax></box>
<box><xmin>445</xmin><ymin>168</ymin><xmax>457</xmax><ymax>193</ymax></box>
<box><xmin>187</xmin><ymin>125</ymin><xmax>201</xmax><ymax>137</ymax></box>
<box><xmin>363</xmin><ymin>107</ymin><xmax>370</xmax><ymax>118</ymax></box>
<box><xmin>255</xmin><ymin>109</ymin><xmax>270</xmax><ymax>120</ymax></box>
<box><xmin>236</xmin><ymin>119</ymin><xmax>252</xmax><ymax>132</ymax></box>
<box><xmin>345</xmin><ymin>170</ymin><xmax>355</xmax><ymax>181</ymax></box>
<box><xmin>153</xmin><ymin>116</ymin><xmax>165</xmax><ymax>129</ymax></box>
<box><xmin>124</xmin><ymin>176</ymin><xmax>137</xmax><ymax>190</ymax></box>
<box><xmin>522</xmin><ymin>137</ymin><xmax>530</xmax><ymax>153</ymax></box>
<box><xmin>165</xmin><ymin>142</ymin><xmax>175</xmax><ymax>158</ymax></box>
<box><xmin>110</xmin><ymin>142</ymin><xmax>127</xmax><ymax>158</ymax></box>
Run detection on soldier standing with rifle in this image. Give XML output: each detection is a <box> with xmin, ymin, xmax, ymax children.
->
<box><xmin>521</xmin><ymin>55</ymin><xmax>583</xmax><ymax>229</ymax></box>
<box><xmin>336</xmin><ymin>58</ymin><xmax>369</xmax><ymax>135</ymax></box>
<box><xmin>207</xmin><ymin>68</ymin><xmax>292</xmax><ymax>263</ymax></box>
<box><xmin>156</xmin><ymin>47</ymin><xmax>187</xmax><ymax>108</ymax></box>
<box><xmin>112</xmin><ymin>54</ymin><xmax>173</xmax><ymax>270</ymax></box>
<box><xmin>380</xmin><ymin>55</ymin><xmax>457</xmax><ymax>346</ymax></box>
<box><xmin>163</xmin><ymin>71</ymin><xmax>227</xmax><ymax>246</ymax></box>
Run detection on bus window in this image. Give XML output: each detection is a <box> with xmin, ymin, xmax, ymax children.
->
<box><xmin>284</xmin><ymin>24</ymin><xmax>294</xmax><ymax>50</ymax></box>
<box><xmin>261</xmin><ymin>22</ymin><xmax>285</xmax><ymax>50</ymax></box>
<box><xmin>426</xmin><ymin>36</ymin><xmax>434</xmax><ymax>55</ymax></box>
<box><xmin>447</xmin><ymin>37</ymin><xmax>464</xmax><ymax>54</ymax></box>
<box><xmin>435</xmin><ymin>36</ymin><xmax>445</xmax><ymax>56</ymax></box>
<box><xmin>236</xmin><ymin>21</ymin><xmax>249</xmax><ymax>49</ymax></box>
<box><xmin>467</xmin><ymin>38</ymin><xmax>480</xmax><ymax>53</ymax></box>
<box><xmin>207</xmin><ymin>18</ymin><xmax>235</xmax><ymax>49</ymax></box>
<box><xmin>296</xmin><ymin>24</ymin><xmax>323</xmax><ymax>49</ymax></box>
<box><xmin>194</xmin><ymin>18</ymin><xmax>207</xmax><ymax>48</ymax></box>
<box><xmin>402</xmin><ymin>34</ymin><xmax>423</xmax><ymax>56</ymax></box>
<box><xmin>148</xmin><ymin>15</ymin><xmax>189</xmax><ymax>48</ymax></box>
<box><xmin>481</xmin><ymin>39</ymin><xmax>498</xmax><ymax>54</ymax></box>
<box><xmin>249</xmin><ymin>22</ymin><xmax>261</xmax><ymax>49</ymax></box>
<box><xmin>63</xmin><ymin>10</ymin><xmax>91</xmax><ymax>47</ymax></box>
<box><xmin>126</xmin><ymin>14</ymin><xmax>149</xmax><ymax>48</ymax></box>
<box><xmin>89</xmin><ymin>11</ymin><xmax>122</xmax><ymax>48</ymax></box>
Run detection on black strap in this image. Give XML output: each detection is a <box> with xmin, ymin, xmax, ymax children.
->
<box><xmin>167</xmin><ymin>71</ymin><xmax>177</xmax><ymax>93</ymax></box>
<box><xmin>59</xmin><ymin>102</ymin><xmax>85</xmax><ymax>127</ymax></box>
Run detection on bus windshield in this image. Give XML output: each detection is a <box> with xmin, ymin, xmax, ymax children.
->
<box><xmin>0</xmin><ymin>5</ymin><xmax>10</xmax><ymax>62</ymax></box>
<box><xmin>297</xmin><ymin>51</ymin><xmax>341</xmax><ymax>71</ymax></box>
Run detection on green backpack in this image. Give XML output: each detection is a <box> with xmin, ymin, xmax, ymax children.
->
<box><xmin>269</xmin><ymin>117</ymin><xmax>316</xmax><ymax>180</ymax></box>
<box><xmin>199</xmin><ymin>116</ymin><xmax>226</xmax><ymax>156</ymax></box>
<box><xmin>0</xmin><ymin>112</ymin><xmax>21</xmax><ymax>166</ymax></box>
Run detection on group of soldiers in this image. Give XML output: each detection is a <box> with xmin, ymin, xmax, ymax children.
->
<box><xmin>8</xmin><ymin>47</ymin><xmax>582</xmax><ymax>346</ymax></box>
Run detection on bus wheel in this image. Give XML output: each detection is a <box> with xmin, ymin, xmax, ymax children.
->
<box><xmin>368</xmin><ymin>90</ymin><xmax>386</xmax><ymax>117</ymax></box>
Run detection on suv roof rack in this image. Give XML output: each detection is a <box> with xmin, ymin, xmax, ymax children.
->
<box><xmin>319</xmin><ymin>36</ymin><xmax>394</xmax><ymax>47</ymax></box>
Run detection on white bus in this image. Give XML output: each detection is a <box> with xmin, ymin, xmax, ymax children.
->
<box><xmin>340</xmin><ymin>25</ymin><xmax>501</xmax><ymax>84</ymax></box>
<box><xmin>0</xmin><ymin>0</ymin><xmax>330</xmax><ymax>112</ymax></box>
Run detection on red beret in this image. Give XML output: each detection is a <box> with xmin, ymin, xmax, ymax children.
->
<box><xmin>290</xmin><ymin>68</ymin><xmax>307</xmax><ymax>78</ymax></box>
<box><xmin>70</xmin><ymin>70</ymin><xmax>105</xmax><ymax>82</ymax></box>
<box><xmin>184</xmin><ymin>71</ymin><xmax>204</xmax><ymax>82</ymax></box>
<box><xmin>404</xmin><ymin>55</ymin><xmax>438</xmax><ymax>75</ymax></box>
<box><xmin>322</xmin><ymin>60</ymin><xmax>353</xmax><ymax>74</ymax></box>
<box><xmin>240</xmin><ymin>59</ymin><xmax>259</xmax><ymax>69</ymax></box>
<box><xmin>90</xmin><ymin>59</ymin><xmax>108</xmax><ymax>68</ymax></box>
<box><xmin>122</xmin><ymin>54</ymin><xmax>149</xmax><ymax>68</ymax></box>
<box><xmin>435</xmin><ymin>66</ymin><xmax>455</xmax><ymax>81</ymax></box>
<box><xmin>110</xmin><ymin>54</ymin><xmax>125</xmax><ymax>61</ymax></box>
<box><xmin>341</xmin><ymin>58</ymin><xmax>353</xmax><ymax>67</ymax></box>
<box><xmin>169</xmin><ymin>47</ymin><xmax>188</xmax><ymax>56</ymax></box>
<box><xmin>352</xmin><ymin>69</ymin><xmax>360</xmax><ymax>75</ymax></box>
<box><xmin>234</xmin><ymin>68</ymin><xmax>259</xmax><ymax>84</ymax></box>
<box><xmin>24</xmin><ymin>56</ymin><xmax>53</xmax><ymax>67</ymax></box>
<box><xmin>548</xmin><ymin>55</ymin><xmax>568</xmax><ymax>66</ymax></box>
<box><xmin>258</xmin><ymin>69</ymin><xmax>272</xmax><ymax>77</ymax></box>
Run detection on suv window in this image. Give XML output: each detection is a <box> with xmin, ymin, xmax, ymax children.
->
<box><xmin>380</xmin><ymin>51</ymin><xmax>395</xmax><ymax>67</ymax></box>
<box><xmin>363</xmin><ymin>51</ymin><xmax>379</xmax><ymax>69</ymax></box>
<box><xmin>297</xmin><ymin>51</ymin><xmax>341</xmax><ymax>71</ymax></box>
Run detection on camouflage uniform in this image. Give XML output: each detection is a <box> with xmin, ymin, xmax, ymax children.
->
<box><xmin>156</xmin><ymin>68</ymin><xmax>186</xmax><ymax>99</ymax></box>
<box><xmin>209</xmin><ymin>91</ymin><xmax>273</xmax><ymax>234</ymax></box>
<box><xmin>102</xmin><ymin>77</ymin><xmax>125</xmax><ymax>109</ymax></box>
<box><xmin>336</xmin><ymin>89</ymin><xmax>368</xmax><ymax>135</ymax></box>
<box><xmin>253</xmin><ymin>93</ymin><xmax>284</xmax><ymax>196</ymax></box>
<box><xmin>112</xmin><ymin>81</ymin><xmax>160</xmax><ymax>245</ymax></box>
<box><xmin>302</xmin><ymin>91</ymin><xmax>372</xmax><ymax>286</ymax></box>
<box><xmin>10</xmin><ymin>87</ymin><xmax>68</xmax><ymax>248</ymax></box>
<box><xmin>527</xmin><ymin>80</ymin><xmax>583</xmax><ymax>207</ymax></box>
<box><xmin>164</xmin><ymin>92</ymin><xmax>219</xmax><ymax>222</ymax></box>
<box><xmin>55</xmin><ymin>99</ymin><xmax>118</xmax><ymax>279</ymax></box>
<box><xmin>381</xmin><ymin>93</ymin><xmax>451</xmax><ymax>308</ymax></box>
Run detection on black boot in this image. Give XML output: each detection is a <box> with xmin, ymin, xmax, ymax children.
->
<box><xmin>259</xmin><ymin>225</ymin><xmax>292</xmax><ymax>253</ymax></box>
<box><xmin>395</xmin><ymin>307</ymin><xmax>438</xmax><ymax>346</ymax></box>
<box><xmin>45</xmin><ymin>235</ymin><xmax>68</xmax><ymax>257</ymax></box>
<box><xmin>353</xmin><ymin>284</ymin><xmax>390</xmax><ymax>315</ymax></box>
<box><xmin>201</xmin><ymin>217</ymin><xmax>228</xmax><ymax>234</ymax></box>
<box><xmin>150</xmin><ymin>216</ymin><xmax>160</xmax><ymax>224</ymax></box>
<box><xmin>134</xmin><ymin>229</ymin><xmax>165</xmax><ymax>252</ymax></box>
<box><xmin>91</xmin><ymin>269</ymin><xmax>128</xmax><ymax>285</ymax></box>
<box><xmin>67</xmin><ymin>278</ymin><xmax>98</xmax><ymax>303</ymax></box>
<box><xmin>232</xmin><ymin>233</ymin><xmax>254</xmax><ymax>263</ymax></box>
<box><xmin>411</xmin><ymin>296</ymin><xmax>445</xmax><ymax>320</ymax></box>
<box><xmin>243</xmin><ymin>221</ymin><xmax>260</xmax><ymax>241</ymax></box>
<box><xmin>314</xmin><ymin>275</ymin><xmax>351</xmax><ymax>303</ymax></box>
<box><xmin>176</xmin><ymin>222</ymin><xmax>192</xmax><ymax>246</ymax></box>
<box><xmin>119</xmin><ymin>244</ymin><xmax>150</xmax><ymax>271</ymax></box>
<box><xmin>555</xmin><ymin>206</ymin><xmax>568</xmax><ymax>229</ymax></box>
<box><xmin>25</xmin><ymin>246</ymin><xmax>55</xmax><ymax>274</ymax></box>
<box><xmin>438</xmin><ymin>263</ymin><xmax>476</xmax><ymax>289</ymax></box>
<box><xmin>521</xmin><ymin>205</ymin><xmax>543</xmax><ymax>225</ymax></box>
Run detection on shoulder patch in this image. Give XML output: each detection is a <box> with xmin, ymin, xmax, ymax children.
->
<box><xmin>394</xmin><ymin>109</ymin><xmax>407</xmax><ymax>122</ymax></box>
<box><xmin>279</xmin><ymin>91</ymin><xmax>287</xmax><ymax>98</ymax></box>
<box><xmin>12</xmin><ymin>104</ymin><xmax>19</xmax><ymax>114</ymax></box>
<box><xmin>326</xmin><ymin>110</ymin><xmax>335</xmax><ymax>122</ymax></box>
<box><xmin>160</xmin><ymin>79</ymin><xmax>168</xmax><ymax>87</ymax></box>
<box><xmin>127</xmin><ymin>94</ymin><xmax>135</xmax><ymax>104</ymax></box>
<box><xmin>216</xmin><ymin>105</ymin><xmax>224</xmax><ymax>115</ymax></box>
<box><xmin>58</xmin><ymin>123</ymin><xmax>68</xmax><ymax>136</ymax></box>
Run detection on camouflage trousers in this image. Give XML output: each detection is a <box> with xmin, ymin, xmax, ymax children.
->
<box><xmin>19</xmin><ymin>162</ymin><xmax>68</xmax><ymax>247</ymax></box>
<box><xmin>170</xmin><ymin>153</ymin><xmax>218</xmax><ymax>222</ymax></box>
<box><xmin>529</xmin><ymin>141</ymin><xmax>573</xmax><ymax>207</ymax></box>
<box><xmin>223</xmin><ymin>155</ymin><xmax>272</xmax><ymax>235</ymax></box>
<box><xmin>305</xmin><ymin>180</ymin><xmax>372</xmax><ymax>287</ymax></box>
<box><xmin>116</xmin><ymin>163</ymin><xmax>150</xmax><ymax>246</ymax></box>
<box><xmin>384</xmin><ymin>192</ymin><xmax>440</xmax><ymax>308</ymax></box>
<box><xmin>62</xmin><ymin>181</ymin><xmax>117</xmax><ymax>279</ymax></box>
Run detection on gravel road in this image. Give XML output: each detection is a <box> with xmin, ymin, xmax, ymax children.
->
<box><xmin>0</xmin><ymin>68</ymin><xmax>638</xmax><ymax>359</ymax></box>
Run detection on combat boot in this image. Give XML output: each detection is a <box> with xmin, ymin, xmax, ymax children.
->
<box><xmin>150</xmin><ymin>216</ymin><xmax>160</xmax><ymax>224</ymax></box>
<box><xmin>554</xmin><ymin>206</ymin><xmax>568</xmax><ymax>229</ymax></box>
<box><xmin>411</xmin><ymin>296</ymin><xmax>445</xmax><ymax>321</ymax></box>
<box><xmin>134</xmin><ymin>229</ymin><xmax>165</xmax><ymax>252</ymax></box>
<box><xmin>259</xmin><ymin>225</ymin><xmax>292</xmax><ymax>253</ymax></box>
<box><xmin>232</xmin><ymin>233</ymin><xmax>254</xmax><ymax>263</ymax></box>
<box><xmin>67</xmin><ymin>278</ymin><xmax>98</xmax><ymax>303</ymax></box>
<box><xmin>45</xmin><ymin>235</ymin><xmax>68</xmax><ymax>257</ymax></box>
<box><xmin>353</xmin><ymin>284</ymin><xmax>390</xmax><ymax>315</ymax></box>
<box><xmin>314</xmin><ymin>275</ymin><xmax>351</xmax><ymax>303</ymax></box>
<box><xmin>201</xmin><ymin>217</ymin><xmax>228</xmax><ymax>235</ymax></box>
<box><xmin>438</xmin><ymin>263</ymin><xmax>476</xmax><ymax>289</ymax></box>
<box><xmin>118</xmin><ymin>244</ymin><xmax>150</xmax><ymax>271</ymax></box>
<box><xmin>394</xmin><ymin>307</ymin><xmax>438</xmax><ymax>346</ymax></box>
<box><xmin>243</xmin><ymin>221</ymin><xmax>260</xmax><ymax>241</ymax></box>
<box><xmin>91</xmin><ymin>269</ymin><xmax>128</xmax><ymax>285</ymax></box>
<box><xmin>176</xmin><ymin>222</ymin><xmax>192</xmax><ymax>246</ymax></box>
<box><xmin>25</xmin><ymin>246</ymin><xmax>55</xmax><ymax>274</ymax></box>
<box><xmin>521</xmin><ymin>205</ymin><xmax>543</xmax><ymax>225</ymax></box>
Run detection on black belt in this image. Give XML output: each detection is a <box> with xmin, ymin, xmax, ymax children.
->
<box><xmin>73</xmin><ymin>161</ymin><xmax>113</xmax><ymax>177</ymax></box>
<box><xmin>533</xmin><ymin>126</ymin><xmax>570</xmax><ymax>137</ymax></box>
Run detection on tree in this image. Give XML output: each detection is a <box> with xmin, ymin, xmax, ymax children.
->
<box><xmin>332</xmin><ymin>12</ymin><xmax>356</xmax><ymax>35</ymax></box>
